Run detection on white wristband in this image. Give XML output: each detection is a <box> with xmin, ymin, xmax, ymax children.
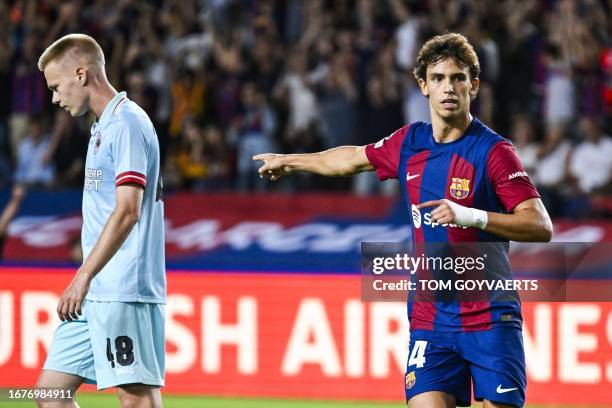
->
<box><xmin>443</xmin><ymin>199</ymin><xmax>488</xmax><ymax>230</ymax></box>
<box><xmin>470</xmin><ymin>208</ymin><xmax>488</xmax><ymax>230</ymax></box>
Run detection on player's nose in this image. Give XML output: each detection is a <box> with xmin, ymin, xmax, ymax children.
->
<box><xmin>444</xmin><ymin>80</ymin><xmax>455</xmax><ymax>93</ymax></box>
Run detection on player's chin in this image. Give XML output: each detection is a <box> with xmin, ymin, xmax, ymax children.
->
<box><xmin>73</xmin><ymin>106</ymin><xmax>89</xmax><ymax>117</ymax></box>
<box><xmin>437</xmin><ymin>107</ymin><xmax>463</xmax><ymax>118</ymax></box>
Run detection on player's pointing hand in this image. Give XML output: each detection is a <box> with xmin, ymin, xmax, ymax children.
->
<box><xmin>418</xmin><ymin>199</ymin><xmax>457</xmax><ymax>225</ymax></box>
<box><xmin>253</xmin><ymin>153</ymin><xmax>292</xmax><ymax>181</ymax></box>
<box><xmin>417</xmin><ymin>199</ymin><xmax>488</xmax><ymax>229</ymax></box>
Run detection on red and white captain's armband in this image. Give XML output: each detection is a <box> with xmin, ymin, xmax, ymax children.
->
<box><xmin>116</xmin><ymin>171</ymin><xmax>147</xmax><ymax>187</ymax></box>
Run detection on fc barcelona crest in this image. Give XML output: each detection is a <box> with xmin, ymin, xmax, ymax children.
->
<box><xmin>94</xmin><ymin>132</ymin><xmax>102</xmax><ymax>155</ymax></box>
<box><xmin>449</xmin><ymin>177</ymin><xmax>470</xmax><ymax>199</ymax></box>
<box><xmin>405</xmin><ymin>371</ymin><xmax>416</xmax><ymax>389</ymax></box>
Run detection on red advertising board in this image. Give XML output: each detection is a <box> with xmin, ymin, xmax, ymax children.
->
<box><xmin>1</xmin><ymin>268</ymin><xmax>611</xmax><ymax>405</ymax></box>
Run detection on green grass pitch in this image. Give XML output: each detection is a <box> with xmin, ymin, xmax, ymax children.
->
<box><xmin>0</xmin><ymin>393</ymin><xmax>604</xmax><ymax>408</ymax></box>
<box><xmin>1</xmin><ymin>393</ymin><xmax>600</xmax><ymax>408</ymax></box>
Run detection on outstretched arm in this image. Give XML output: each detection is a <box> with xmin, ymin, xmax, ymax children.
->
<box><xmin>253</xmin><ymin>145</ymin><xmax>374</xmax><ymax>180</ymax></box>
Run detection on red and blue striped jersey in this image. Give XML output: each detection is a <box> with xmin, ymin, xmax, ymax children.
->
<box><xmin>365</xmin><ymin>118</ymin><xmax>540</xmax><ymax>332</ymax></box>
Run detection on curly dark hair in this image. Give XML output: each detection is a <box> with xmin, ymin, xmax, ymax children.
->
<box><xmin>413</xmin><ymin>33</ymin><xmax>480</xmax><ymax>82</ymax></box>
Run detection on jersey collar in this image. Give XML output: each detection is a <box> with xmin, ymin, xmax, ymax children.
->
<box><xmin>95</xmin><ymin>91</ymin><xmax>127</xmax><ymax>128</ymax></box>
<box><xmin>429</xmin><ymin>116</ymin><xmax>480</xmax><ymax>149</ymax></box>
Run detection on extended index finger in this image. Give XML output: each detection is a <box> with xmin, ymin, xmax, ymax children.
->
<box><xmin>417</xmin><ymin>200</ymin><xmax>445</xmax><ymax>209</ymax></box>
<box><xmin>252</xmin><ymin>153</ymin><xmax>272</xmax><ymax>161</ymax></box>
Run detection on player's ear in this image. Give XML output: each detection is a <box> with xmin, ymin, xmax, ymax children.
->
<box><xmin>75</xmin><ymin>67</ymin><xmax>87</xmax><ymax>86</ymax></box>
<box><xmin>469</xmin><ymin>77</ymin><xmax>479</xmax><ymax>99</ymax></box>
<box><xmin>418</xmin><ymin>78</ymin><xmax>429</xmax><ymax>97</ymax></box>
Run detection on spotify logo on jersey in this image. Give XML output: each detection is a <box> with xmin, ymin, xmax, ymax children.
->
<box><xmin>411</xmin><ymin>204</ymin><xmax>421</xmax><ymax>228</ymax></box>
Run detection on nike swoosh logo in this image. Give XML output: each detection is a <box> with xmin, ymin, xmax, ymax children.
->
<box><xmin>406</xmin><ymin>173</ymin><xmax>420</xmax><ymax>181</ymax></box>
<box><xmin>496</xmin><ymin>385</ymin><xmax>518</xmax><ymax>393</ymax></box>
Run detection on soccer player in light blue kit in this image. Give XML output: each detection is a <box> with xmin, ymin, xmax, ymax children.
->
<box><xmin>36</xmin><ymin>34</ymin><xmax>165</xmax><ymax>408</ymax></box>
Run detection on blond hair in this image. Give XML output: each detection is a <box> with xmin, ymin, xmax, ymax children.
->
<box><xmin>38</xmin><ymin>33</ymin><xmax>105</xmax><ymax>72</ymax></box>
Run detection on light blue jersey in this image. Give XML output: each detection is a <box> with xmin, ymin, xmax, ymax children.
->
<box><xmin>83</xmin><ymin>91</ymin><xmax>165</xmax><ymax>303</ymax></box>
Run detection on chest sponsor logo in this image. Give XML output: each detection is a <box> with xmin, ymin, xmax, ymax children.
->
<box><xmin>449</xmin><ymin>177</ymin><xmax>470</xmax><ymax>199</ymax></box>
<box><xmin>411</xmin><ymin>204</ymin><xmax>421</xmax><ymax>228</ymax></box>
<box><xmin>411</xmin><ymin>204</ymin><xmax>467</xmax><ymax>230</ymax></box>
<box><xmin>85</xmin><ymin>168</ymin><xmax>103</xmax><ymax>191</ymax></box>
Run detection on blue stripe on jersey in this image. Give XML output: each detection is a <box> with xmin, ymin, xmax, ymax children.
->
<box><xmin>420</xmin><ymin>149</ymin><xmax>451</xmax><ymax>243</ymax></box>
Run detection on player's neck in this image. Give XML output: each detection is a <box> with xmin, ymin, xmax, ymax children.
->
<box><xmin>431</xmin><ymin>113</ymin><xmax>473</xmax><ymax>144</ymax></box>
<box><xmin>89</xmin><ymin>79</ymin><xmax>119</xmax><ymax>120</ymax></box>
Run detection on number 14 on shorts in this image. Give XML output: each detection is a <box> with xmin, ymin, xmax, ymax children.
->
<box><xmin>408</xmin><ymin>340</ymin><xmax>427</xmax><ymax>368</ymax></box>
<box><xmin>106</xmin><ymin>336</ymin><xmax>135</xmax><ymax>368</ymax></box>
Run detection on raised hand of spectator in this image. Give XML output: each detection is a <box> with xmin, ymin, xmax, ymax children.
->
<box><xmin>0</xmin><ymin>183</ymin><xmax>27</xmax><ymax>244</ymax></box>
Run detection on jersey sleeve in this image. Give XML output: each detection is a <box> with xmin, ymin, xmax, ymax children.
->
<box><xmin>111</xmin><ymin>121</ymin><xmax>149</xmax><ymax>188</ymax></box>
<box><xmin>364</xmin><ymin>125</ymin><xmax>410</xmax><ymax>180</ymax></box>
<box><xmin>487</xmin><ymin>141</ymin><xmax>540</xmax><ymax>212</ymax></box>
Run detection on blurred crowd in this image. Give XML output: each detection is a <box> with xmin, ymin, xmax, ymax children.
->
<box><xmin>0</xmin><ymin>0</ymin><xmax>610</xmax><ymax>218</ymax></box>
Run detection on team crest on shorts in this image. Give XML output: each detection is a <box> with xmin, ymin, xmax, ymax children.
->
<box><xmin>450</xmin><ymin>177</ymin><xmax>470</xmax><ymax>199</ymax></box>
<box><xmin>94</xmin><ymin>132</ymin><xmax>102</xmax><ymax>154</ymax></box>
<box><xmin>405</xmin><ymin>371</ymin><xmax>416</xmax><ymax>389</ymax></box>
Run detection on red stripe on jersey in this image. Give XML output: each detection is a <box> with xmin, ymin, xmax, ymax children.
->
<box><xmin>407</xmin><ymin>151</ymin><xmax>429</xmax><ymax>245</ymax></box>
<box><xmin>446</xmin><ymin>153</ymin><xmax>492</xmax><ymax>331</ymax></box>
<box><xmin>405</xmin><ymin>151</ymin><xmax>436</xmax><ymax>331</ymax></box>
<box><xmin>116</xmin><ymin>171</ymin><xmax>147</xmax><ymax>187</ymax></box>
<box><xmin>112</xmin><ymin>97</ymin><xmax>127</xmax><ymax>115</ymax></box>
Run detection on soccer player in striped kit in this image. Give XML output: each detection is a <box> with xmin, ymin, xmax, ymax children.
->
<box><xmin>255</xmin><ymin>33</ymin><xmax>552</xmax><ymax>408</ymax></box>
<box><xmin>36</xmin><ymin>34</ymin><xmax>165</xmax><ymax>408</ymax></box>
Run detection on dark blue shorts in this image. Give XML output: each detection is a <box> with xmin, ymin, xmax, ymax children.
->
<box><xmin>405</xmin><ymin>327</ymin><xmax>526</xmax><ymax>407</ymax></box>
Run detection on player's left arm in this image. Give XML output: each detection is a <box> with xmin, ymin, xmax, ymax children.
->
<box><xmin>57</xmin><ymin>184</ymin><xmax>144</xmax><ymax>321</ymax></box>
<box><xmin>484</xmin><ymin>198</ymin><xmax>552</xmax><ymax>241</ymax></box>
<box><xmin>418</xmin><ymin>197</ymin><xmax>552</xmax><ymax>242</ymax></box>
<box><xmin>418</xmin><ymin>141</ymin><xmax>553</xmax><ymax>242</ymax></box>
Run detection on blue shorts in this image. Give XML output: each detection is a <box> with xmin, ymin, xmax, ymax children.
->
<box><xmin>44</xmin><ymin>300</ymin><xmax>165</xmax><ymax>390</ymax></box>
<box><xmin>405</xmin><ymin>327</ymin><xmax>526</xmax><ymax>407</ymax></box>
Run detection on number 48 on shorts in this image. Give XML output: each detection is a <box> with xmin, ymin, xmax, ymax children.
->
<box><xmin>106</xmin><ymin>336</ymin><xmax>135</xmax><ymax>368</ymax></box>
<box><xmin>44</xmin><ymin>300</ymin><xmax>166</xmax><ymax>390</ymax></box>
